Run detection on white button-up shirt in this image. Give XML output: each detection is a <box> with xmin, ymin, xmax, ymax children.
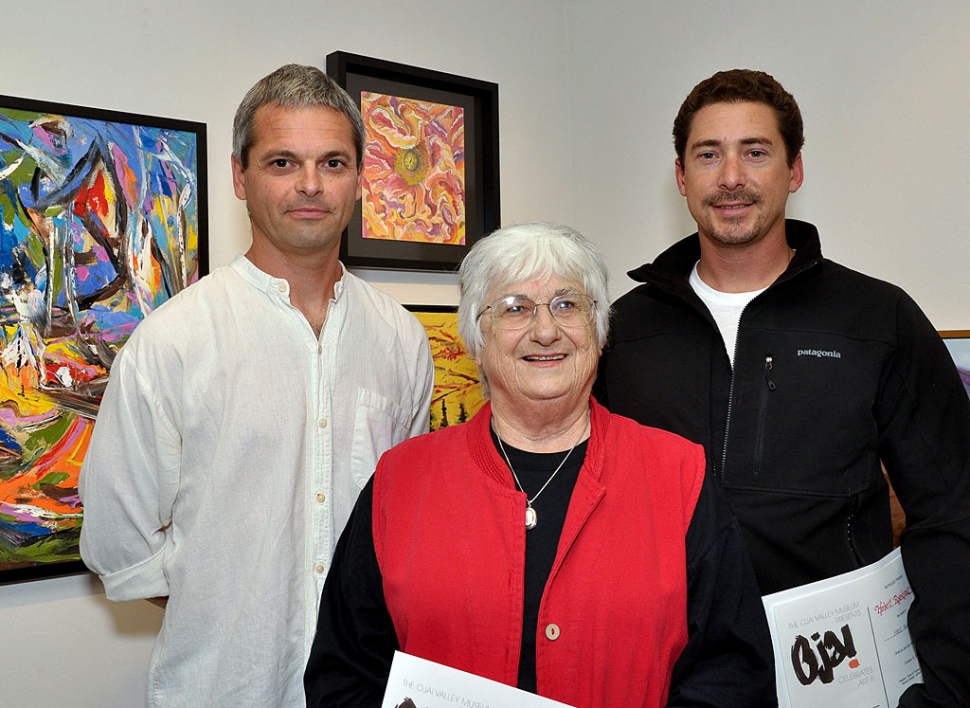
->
<box><xmin>80</xmin><ymin>255</ymin><xmax>433</xmax><ymax>707</ymax></box>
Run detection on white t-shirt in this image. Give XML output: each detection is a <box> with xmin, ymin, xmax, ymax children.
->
<box><xmin>689</xmin><ymin>262</ymin><xmax>766</xmax><ymax>366</ymax></box>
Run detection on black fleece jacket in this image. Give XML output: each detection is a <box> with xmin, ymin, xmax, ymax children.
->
<box><xmin>596</xmin><ymin>219</ymin><xmax>970</xmax><ymax>708</ymax></box>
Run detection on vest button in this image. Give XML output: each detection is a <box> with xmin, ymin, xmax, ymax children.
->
<box><xmin>544</xmin><ymin>623</ymin><xmax>561</xmax><ymax>641</ymax></box>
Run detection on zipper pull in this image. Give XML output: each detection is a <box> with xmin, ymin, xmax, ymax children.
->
<box><xmin>765</xmin><ymin>356</ymin><xmax>776</xmax><ymax>391</ymax></box>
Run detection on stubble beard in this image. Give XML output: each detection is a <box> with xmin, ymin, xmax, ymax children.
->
<box><xmin>246</xmin><ymin>203</ymin><xmax>343</xmax><ymax>254</ymax></box>
<box><xmin>700</xmin><ymin>189</ymin><xmax>764</xmax><ymax>246</ymax></box>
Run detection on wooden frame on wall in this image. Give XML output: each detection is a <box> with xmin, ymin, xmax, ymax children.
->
<box><xmin>939</xmin><ymin>330</ymin><xmax>970</xmax><ymax>399</ymax></box>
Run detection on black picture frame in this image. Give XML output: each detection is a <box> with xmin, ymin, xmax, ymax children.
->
<box><xmin>0</xmin><ymin>94</ymin><xmax>208</xmax><ymax>583</ymax></box>
<box><xmin>327</xmin><ymin>51</ymin><xmax>500</xmax><ymax>271</ymax></box>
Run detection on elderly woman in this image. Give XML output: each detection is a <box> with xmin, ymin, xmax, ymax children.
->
<box><xmin>305</xmin><ymin>223</ymin><xmax>775</xmax><ymax>707</ymax></box>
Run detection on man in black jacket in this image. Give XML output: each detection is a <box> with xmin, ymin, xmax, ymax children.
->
<box><xmin>597</xmin><ymin>69</ymin><xmax>970</xmax><ymax>708</ymax></box>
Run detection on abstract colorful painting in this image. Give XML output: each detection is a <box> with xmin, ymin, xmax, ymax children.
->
<box><xmin>0</xmin><ymin>95</ymin><xmax>207</xmax><ymax>581</ymax></box>
<box><xmin>327</xmin><ymin>52</ymin><xmax>499</xmax><ymax>271</ymax></box>
<box><xmin>361</xmin><ymin>92</ymin><xmax>465</xmax><ymax>246</ymax></box>
<box><xmin>941</xmin><ymin>331</ymin><xmax>970</xmax><ymax>399</ymax></box>
<box><xmin>409</xmin><ymin>306</ymin><xmax>485</xmax><ymax>431</ymax></box>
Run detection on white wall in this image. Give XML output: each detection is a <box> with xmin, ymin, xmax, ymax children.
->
<box><xmin>3</xmin><ymin>0</ymin><xmax>969</xmax><ymax>704</ymax></box>
<box><xmin>0</xmin><ymin>574</ymin><xmax>163</xmax><ymax>705</ymax></box>
<box><xmin>564</xmin><ymin>0</ymin><xmax>970</xmax><ymax>328</ymax></box>
<box><xmin>1</xmin><ymin>0</ymin><xmax>573</xmax><ymax>703</ymax></box>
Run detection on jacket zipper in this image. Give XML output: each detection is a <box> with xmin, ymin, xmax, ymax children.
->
<box><xmin>718</xmin><ymin>258</ymin><xmax>819</xmax><ymax>481</ymax></box>
<box><xmin>719</xmin><ymin>344</ymin><xmax>738</xmax><ymax>478</ymax></box>
<box><xmin>753</xmin><ymin>356</ymin><xmax>776</xmax><ymax>474</ymax></box>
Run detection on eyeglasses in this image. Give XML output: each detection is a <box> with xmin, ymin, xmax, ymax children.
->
<box><xmin>478</xmin><ymin>294</ymin><xmax>596</xmax><ymax>330</ymax></box>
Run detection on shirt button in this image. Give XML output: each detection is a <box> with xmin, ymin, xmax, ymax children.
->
<box><xmin>314</xmin><ymin>563</ymin><xmax>325</xmax><ymax>574</ymax></box>
<box><xmin>277</xmin><ymin>283</ymin><xmax>287</xmax><ymax>293</ymax></box>
<box><xmin>317</xmin><ymin>417</ymin><xmax>328</xmax><ymax>428</ymax></box>
<box><xmin>317</xmin><ymin>344</ymin><xmax>323</xmax><ymax>355</ymax></box>
<box><xmin>544</xmin><ymin>623</ymin><xmax>561</xmax><ymax>641</ymax></box>
<box><xmin>315</xmin><ymin>492</ymin><xmax>326</xmax><ymax>503</ymax></box>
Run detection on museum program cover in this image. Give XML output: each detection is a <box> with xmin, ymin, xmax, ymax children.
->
<box><xmin>763</xmin><ymin>548</ymin><xmax>923</xmax><ymax>708</ymax></box>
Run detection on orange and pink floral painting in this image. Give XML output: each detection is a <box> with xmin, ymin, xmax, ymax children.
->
<box><xmin>361</xmin><ymin>92</ymin><xmax>465</xmax><ymax>246</ymax></box>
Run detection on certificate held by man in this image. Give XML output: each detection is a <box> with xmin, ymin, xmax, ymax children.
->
<box><xmin>763</xmin><ymin>548</ymin><xmax>924</xmax><ymax>708</ymax></box>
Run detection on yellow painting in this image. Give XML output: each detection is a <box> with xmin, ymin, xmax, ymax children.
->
<box><xmin>411</xmin><ymin>308</ymin><xmax>485</xmax><ymax>431</ymax></box>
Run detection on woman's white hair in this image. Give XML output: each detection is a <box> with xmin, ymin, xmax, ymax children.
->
<box><xmin>458</xmin><ymin>222</ymin><xmax>611</xmax><ymax>361</ymax></box>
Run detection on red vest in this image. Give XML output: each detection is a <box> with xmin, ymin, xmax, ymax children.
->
<box><xmin>372</xmin><ymin>399</ymin><xmax>704</xmax><ymax>708</ymax></box>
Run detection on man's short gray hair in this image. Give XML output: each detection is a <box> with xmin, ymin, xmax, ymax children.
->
<box><xmin>458</xmin><ymin>222</ymin><xmax>611</xmax><ymax>362</ymax></box>
<box><xmin>232</xmin><ymin>64</ymin><xmax>365</xmax><ymax>169</ymax></box>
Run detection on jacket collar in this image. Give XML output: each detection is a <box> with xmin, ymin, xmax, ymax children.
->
<box><xmin>627</xmin><ymin>219</ymin><xmax>824</xmax><ymax>289</ymax></box>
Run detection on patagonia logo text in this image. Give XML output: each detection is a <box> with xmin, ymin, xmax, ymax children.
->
<box><xmin>797</xmin><ymin>349</ymin><xmax>842</xmax><ymax>359</ymax></box>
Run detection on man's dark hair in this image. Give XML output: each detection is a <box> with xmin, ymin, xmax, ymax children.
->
<box><xmin>673</xmin><ymin>69</ymin><xmax>804</xmax><ymax>168</ymax></box>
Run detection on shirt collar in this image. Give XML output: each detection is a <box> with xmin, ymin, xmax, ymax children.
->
<box><xmin>229</xmin><ymin>254</ymin><xmax>349</xmax><ymax>302</ymax></box>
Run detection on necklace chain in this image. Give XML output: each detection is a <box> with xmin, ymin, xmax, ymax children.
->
<box><xmin>494</xmin><ymin>410</ymin><xmax>589</xmax><ymax>529</ymax></box>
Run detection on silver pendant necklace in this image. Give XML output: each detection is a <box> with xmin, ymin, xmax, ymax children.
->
<box><xmin>494</xmin><ymin>412</ymin><xmax>589</xmax><ymax>530</ymax></box>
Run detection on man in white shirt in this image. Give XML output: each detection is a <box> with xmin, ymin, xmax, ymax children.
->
<box><xmin>79</xmin><ymin>64</ymin><xmax>434</xmax><ymax>708</ymax></box>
